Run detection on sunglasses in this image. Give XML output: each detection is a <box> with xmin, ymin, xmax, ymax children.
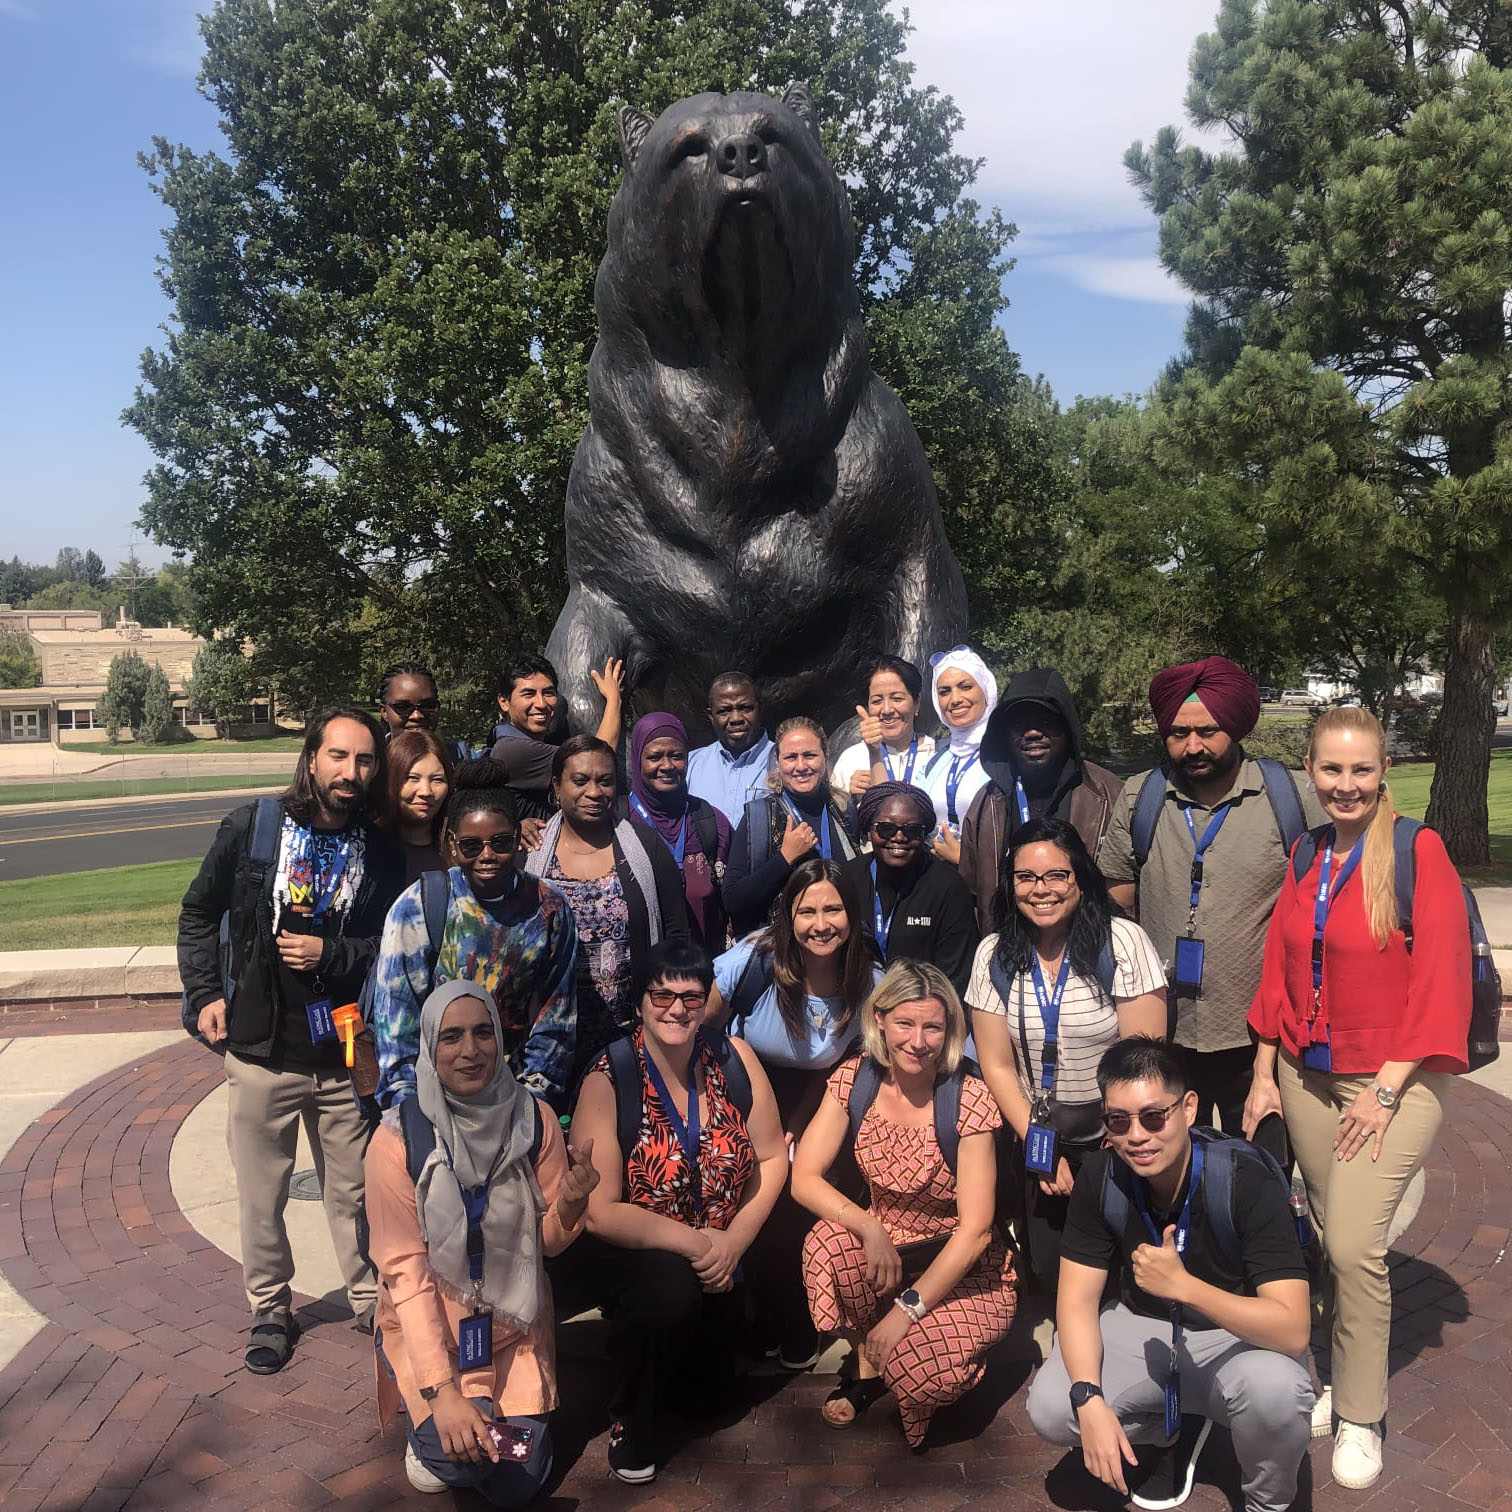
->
<box><xmin>385</xmin><ymin>698</ymin><xmax>440</xmax><ymax>718</ymax></box>
<box><xmin>929</xmin><ymin>644</ymin><xmax>971</xmax><ymax>668</ymax></box>
<box><xmin>454</xmin><ymin>832</ymin><xmax>518</xmax><ymax>858</ymax></box>
<box><xmin>872</xmin><ymin>819</ymin><xmax>926</xmax><ymax>841</ymax></box>
<box><xmin>646</xmin><ymin>988</ymin><xmax>709</xmax><ymax>1010</ymax></box>
<box><xmin>1101</xmin><ymin>1098</ymin><xmax>1185</xmax><ymax>1136</ymax></box>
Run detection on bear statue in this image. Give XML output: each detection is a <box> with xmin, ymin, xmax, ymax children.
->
<box><xmin>545</xmin><ymin>82</ymin><xmax>968</xmax><ymax>734</ymax></box>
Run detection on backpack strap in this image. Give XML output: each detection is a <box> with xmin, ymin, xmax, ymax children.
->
<box><xmin>1256</xmin><ymin>758</ymin><xmax>1307</xmax><ymax>855</ymax></box>
<box><xmin>605</xmin><ymin>1035</ymin><xmax>643</xmax><ymax>1157</ymax></box>
<box><xmin>703</xmin><ymin>1028</ymin><xmax>754</xmax><ymax>1120</ymax></box>
<box><xmin>744</xmin><ymin>796</ymin><xmax>772</xmax><ymax>871</ymax></box>
<box><xmin>933</xmin><ymin>1069</ymin><xmax>963</xmax><ymax>1175</ymax></box>
<box><xmin>419</xmin><ymin>868</ymin><xmax>450</xmax><ymax>955</ymax></box>
<box><xmin>1101</xmin><ymin>1153</ymin><xmax>1133</xmax><ymax>1240</ymax></box>
<box><xmin>1392</xmin><ymin>815</ymin><xmax>1422</xmax><ymax>947</ymax></box>
<box><xmin>1095</xmin><ymin>926</ymin><xmax>1117</xmax><ymax>999</ymax></box>
<box><xmin>726</xmin><ymin>946</ymin><xmax>773</xmax><ymax>1032</ymax></box>
<box><xmin>690</xmin><ymin>800</ymin><xmax>719</xmax><ymax>863</ymax></box>
<box><xmin>987</xmin><ymin>951</ymin><xmax>1015</xmax><ymax>1012</ymax></box>
<box><xmin>247</xmin><ymin>795</ymin><xmax>282</xmax><ymax>873</ymax></box>
<box><xmin>1195</xmin><ymin>1130</ymin><xmax>1239</xmax><ymax>1267</ymax></box>
<box><xmin>846</xmin><ymin>1056</ymin><xmax>885</xmax><ymax>1145</ymax></box>
<box><xmin>527</xmin><ymin>1096</ymin><xmax>545</xmax><ymax>1164</ymax></box>
<box><xmin>399</xmin><ymin>1095</ymin><xmax>437</xmax><ymax>1187</ymax></box>
<box><xmin>1129</xmin><ymin>769</ymin><xmax>1168</xmax><ymax>870</ymax></box>
<box><xmin>1290</xmin><ymin>825</ymin><xmax>1326</xmax><ymax>883</ymax></box>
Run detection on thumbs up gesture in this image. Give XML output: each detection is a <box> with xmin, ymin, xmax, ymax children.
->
<box><xmin>855</xmin><ymin>704</ymin><xmax>886</xmax><ymax>751</ymax></box>
<box><xmin>1130</xmin><ymin>1223</ymin><xmax>1190</xmax><ymax>1302</ymax></box>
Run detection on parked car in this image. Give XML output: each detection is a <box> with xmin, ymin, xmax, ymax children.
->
<box><xmin>1258</xmin><ymin>686</ymin><xmax>1279</xmax><ymax>704</ymax></box>
<box><xmin>1280</xmin><ymin>688</ymin><xmax>1314</xmax><ymax>706</ymax></box>
<box><xmin>1331</xmin><ymin>694</ymin><xmax>1362</xmax><ymax>707</ymax></box>
<box><xmin>1494</xmin><ymin>698</ymin><xmax>1508</xmax><ymax>719</ymax></box>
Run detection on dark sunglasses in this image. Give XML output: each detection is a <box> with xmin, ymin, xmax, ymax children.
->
<box><xmin>1101</xmin><ymin>1098</ymin><xmax>1184</xmax><ymax>1136</ymax></box>
<box><xmin>385</xmin><ymin>698</ymin><xmax>440</xmax><ymax>718</ymax></box>
<box><xmin>871</xmin><ymin>819</ymin><xmax>926</xmax><ymax>841</ymax></box>
<box><xmin>454</xmin><ymin>832</ymin><xmax>518</xmax><ymax>858</ymax></box>
<box><xmin>646</xmin><ymin>988</ymin><xmax>709</xmax><ymax>1010</ymax></box>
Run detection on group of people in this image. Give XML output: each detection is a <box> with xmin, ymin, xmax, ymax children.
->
<box><xmin>176</xmin><ymin>646</ymin><xmax>1475</xmax><ymax>1509</ymax></box>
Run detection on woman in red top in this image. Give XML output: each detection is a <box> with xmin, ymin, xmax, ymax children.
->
<box><xmin>569</xmin><ymin>939</ymin><xmax>787</xmax><ymax>1486</ymax></box>
<box><xmin>1246</xmin><ymin>706</ymin><xmax>1469</xmax><ymax>1492</ymax></box>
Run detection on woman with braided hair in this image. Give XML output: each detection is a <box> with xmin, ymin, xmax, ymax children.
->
<box><xmin>841</xmin><ymin>781</ymin><xmax>979</xmax><ymax>1000</ymax></box>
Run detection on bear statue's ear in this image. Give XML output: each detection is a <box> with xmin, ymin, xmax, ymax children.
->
<box><xmin>619</xmin><ymin>105</ymin><xmax>655</xmax><ymax>166</ymax></box>
<box><xmin>782</xmin><ymin>81</ymin><xmax>817</xmax><ymax>134</ymax></box>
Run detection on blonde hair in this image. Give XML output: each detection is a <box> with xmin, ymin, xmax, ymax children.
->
<box><xmin>767</xmin><ymin>715</ymin><xmax>829</xmax><ymax>794</ymax></box>
<box><xmin>859</xmin><ymin>960</ymin><xmax>968</xmax><ymax>1076</ymax></box>
<box><xmin>1308</xmin><ymin>706</ymin><xmax>1397</xmax><ymax>947</ymax></box>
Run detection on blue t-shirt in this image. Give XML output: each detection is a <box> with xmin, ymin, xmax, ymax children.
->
<box><xmin>713</xmin><ymin>937</ymin><xmax>875</xmax><ymax>1070</ymax></box>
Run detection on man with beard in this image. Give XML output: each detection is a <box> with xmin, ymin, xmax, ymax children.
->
<box><xmin>1097</xmin><ymin>659</ymin><xmax>1322</xmax><ymax>1132</ymax></box>
<box><xmin>178</xmin><ymin>708</ymin><xmax>404</xmax><ymax>1375</ymax></box>
<box><xmin>958</xmin><ymin>668</ymin><xmax>1125</xmax><ymax>930</ymax></box>
<box><xmin>686</xmin><ymin>671</ymin><xmax>775</xmax><ymax>820</ymax></box>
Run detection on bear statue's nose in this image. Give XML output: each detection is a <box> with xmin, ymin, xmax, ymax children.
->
<box><xmin>715</xmin><ymin>133</ymin><xmax>768</xmax><ymax>180</ymax></box>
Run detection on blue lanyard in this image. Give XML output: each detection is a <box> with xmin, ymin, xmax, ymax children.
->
<box><xmin>1312</xmin><ymin>831</ymin><xmax>1365</xmax><ymax>993</ymax></box>
<box><xmin>1180</xmin><ymin>801</ymin><xmax>1233</xmax><ymax>922</ymax></box>
<box><xmin>869</xmin><ymin>860</ymin><xmax>917</xmax><ymax>960</ymax></box>
<box><xmin>1130</xmin><ymin>1138</ymin><xmax>1206</xmax><ymax>1352</ymax></box>
<box><xmin>1028</xmin><ymin>954</ymin><xmax>1071</xmax><ymax>1100</ymax></box>
<box><xmin>642</xmin><ymin>1042</ymin><xmax>702</xmax><ymax>1215</ymax></box>
<box><xmin>1013</xmin><ymin>776</ymin><xmax>1030</xmax><ymax>824</ymax></box>
<box><xmin>297</xmin><ymin>828</ymin><xmax>353</xmax><ymax>925</ymax></box>
<box><xmin>944</xmin><ymin>751</ymin><xmax>978</xmax><ymax>826</ymax></box>
<box><xmin>629</xmin><ymin>794</ymin><xmax>689</xmax><ymax>867</ymax></box>
<box><xmin>459</xmin><ymin>1182</ymin><xmax>489</xmax><ymax>1287</ymax></box>
<box><xmin>783</xmin><ymin>796</ymin><xmax>832</xmax><ymax>859</ymax></box>
<box><xmin>881</xmin><ymin>738</ymin><xmax>919</xmax><ymax>786</ymax></box>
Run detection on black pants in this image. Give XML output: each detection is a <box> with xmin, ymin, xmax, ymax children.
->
<box><xmin>583</xmin><ymin>1239</ymin><xmax>744</xmax><ymax>1456</ymax></box>
<box><xmin>742</xmin><ymin>1184</ymin><xmax>819</xmax><ymax>1358</ymax></box>
<box><xmin>1185</xmin><ymin>1044</ymin><xmax>1256</xmax><ymax>1134</ymax></box>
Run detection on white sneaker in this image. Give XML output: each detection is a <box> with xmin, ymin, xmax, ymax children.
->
<box><xmin>1332</xmin><ymin>1420</ymin><xmax>1384</xmax><ymax>1490</ymax></box>
<box><xmin>404</xmin><ymin>1443</ymin><xmax>449</xmax><ymax>1494</ymax></box>
<box><xmin>1311</xmin><ymin>1386</ymin><xmax>1333</xmax><ymax>1439</ymax></box>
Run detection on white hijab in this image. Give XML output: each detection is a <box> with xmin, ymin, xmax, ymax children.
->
<box><xmin>411</xmin><ymin>979</ymin><xmax>546</xmax><ymax>1331</ymax></box>
<box><xmin>930</xmin><ymin>648</ymin><xmax>999</xmax><ymax>758</ymax></box>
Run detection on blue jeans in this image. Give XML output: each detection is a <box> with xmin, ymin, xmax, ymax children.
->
<box><xmin>408</xmin><ymin>1403</ymin><xmax>551</xmax><ymax>1508</ymax></box>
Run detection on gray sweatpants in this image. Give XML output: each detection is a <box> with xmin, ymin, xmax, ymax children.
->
<box><xmin>1028</xmin><ymin>1303</ymin><xmax>1313</xmax><ymax>1512</ymax></box>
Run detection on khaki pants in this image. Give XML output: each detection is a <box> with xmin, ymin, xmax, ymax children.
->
<box><xmin>1277</xmin><ymin>1050</ymin><xmax>1448</xmax><ymax>1425</ymax></box>
<box><xmin>223</xmin><ymin>1051</ymin><xmax>377</xmax><ymax>1319</ymax></box>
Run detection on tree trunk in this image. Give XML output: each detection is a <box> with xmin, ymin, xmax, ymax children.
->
<box><xmin>1424</xmin><ymin>606</ymin><xmax>1496</xmax><ymax>866</ymax></box>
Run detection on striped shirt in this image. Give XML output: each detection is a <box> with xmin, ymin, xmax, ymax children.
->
<box><xmin>966</xmin><ymin>917</ymin><xmax>1166</xmax><ymax>1105</ymax></box>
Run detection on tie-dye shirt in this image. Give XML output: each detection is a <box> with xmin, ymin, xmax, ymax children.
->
<box><xmin>371</xmin><ymin>867</ymin><xmax>579</xmax><ymax>1109</ymax></box>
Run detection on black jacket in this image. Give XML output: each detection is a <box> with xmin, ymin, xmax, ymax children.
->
<box><xmin>177</xmin><ymin>799</ymin><xmax>405</xmax><ymax>1060</ymax></box>
<box><xmin>723</xmin><ymin>789</ymin><xmax>859</xmax><ymax>937</ymax></box>
<box><xmin>842</xmin><ymin>853</ymin><xmax>980</xmax><ymax>1001</ymax></box>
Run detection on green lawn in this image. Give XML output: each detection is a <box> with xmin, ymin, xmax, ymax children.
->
<box><xmin>1386</xmin><ymin>749</ymin><xmax>1512</xmax><ymax>884</ymax></box>
<box><xmin>0</xmin><ymin>773</ymin><xmax>283</xmax><ymax>807</ymax></box>
<box><xmin>58</xmin><ymin>734</ymin><xmax>306</xmax><ymax>754</ymax></box>
<box><xmin>0</xmin><ymin>859</ymin><xmax>199</xmax><ymax>951</ymax></box>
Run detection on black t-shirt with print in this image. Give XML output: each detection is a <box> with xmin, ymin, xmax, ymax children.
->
<box><xmin>1060</xmin><ymin>1139</ymin><xmax>1308</xmax><ymax>1325</ymax></box>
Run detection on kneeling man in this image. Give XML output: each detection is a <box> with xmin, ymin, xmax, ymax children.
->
<box><xmin>1029</xmin><ymin>1037</ymin><xmax>1313</xmax><ymax>1511</ymax></box>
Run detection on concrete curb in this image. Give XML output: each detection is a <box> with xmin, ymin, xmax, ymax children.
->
<box><xmin>0</xmin><ymin>946</ymin><xmax>181</xmax><ymax>1004</ymax></box>
<box><xmin>1</xmin><ymin>784</ymin><xmax>281</xmax><ymax>818</ymax></box>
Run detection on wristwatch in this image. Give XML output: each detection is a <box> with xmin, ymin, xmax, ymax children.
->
<box><xmin>419</xmin><ymin>1383</ymin><xmax>446</xmax><ymax>1401</ymax></box>
<box><xmin>894</xmin><ymin>1288</ymin><xmax>927</xmax><ymax>1324</ymax></box>
<box><xmin>1371</xmin><ymin>1082</ymin><xmax>1399</xmax><ymax>1109</ymax></box>
<box><xmin>1069</xmin><ymin>1381</ymin><xmax>1104</xmax><ymax>1412</ymax></box>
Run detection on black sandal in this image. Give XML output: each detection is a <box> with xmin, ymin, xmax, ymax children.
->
<box><xmin>245</xmin><ymin>1314</ymin><xmax>299</xmax><ymax>1375</ymax></box>
<box><xmin>821</xmin><ymin>1375</ymin><xmax>888</xmax><ymax>1428</ymax></box>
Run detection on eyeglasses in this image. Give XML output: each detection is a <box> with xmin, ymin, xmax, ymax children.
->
<box><xmin>385</xmin><ymin>698</ymin><xmax>440</xmax><ymax>718</ymax></box>
<box><xmin>1101</xmin><ymin>1099</ymin><xmax>1184</xmax><ymax>1136</ymax></box>
<box><xmin>872</xmin><ymin>820</ymin><xmax>926</xmax><ymax>841</ymax></box>
<box><xmin>1012</xmin><ymin>868</ymin><xmax>1075</xmax><ymax>891</ymax></box>
<box><xmin>454</xmin><ymin>832</ymin><xmax>519</xmax><ymax>858</ymax></box>
<box><xmin>646</xmin><ymin>988</ymin><xmax>709</xmax><ymax>1010</ymax></box>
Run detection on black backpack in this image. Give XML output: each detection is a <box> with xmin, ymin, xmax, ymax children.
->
<box><xmin>603</xmin><ymin>1031</ymin><xmax>754</xmax><ymax>1155</ymax></box>
<box><xmin>1290</xmin><ymin>817</ymin><xmax>1501</xmax><ymax>1070</ymax></box>
<box><xmin>181</xmin><ymin>795</ymin><xmax>283</xmax><ymax>1052</ymax></box>
<box><xmin>1129</xmin><ymin>758</ymin><xmax>1307</xmax><ymax>869</ymax></box>
<box><xmin>398</xmin><ymin>1089</ymin><xmax>545</xmax><ymax>1184</ymax></box>
<box><xmin>356</xmin><ymin>868</ymin><xmax>451</xmax><ymax>1025</ymax></box>
<box><xmin>844</xmin><ymin>1053</ymin><xmax>974</xmax><ymax>1174</ymax></box>
<box><xmin>986</xmin><ymin>934</ymin><xmax>1117</xmax><ymax>1009</ymax></box>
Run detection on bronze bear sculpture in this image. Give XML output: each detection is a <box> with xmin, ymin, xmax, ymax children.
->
<box><xmin>546</xmin><ymin>83</ymin><xmax>968</xmax><ymax>733</ymax></box>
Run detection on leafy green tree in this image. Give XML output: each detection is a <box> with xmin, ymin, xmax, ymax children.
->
<box><xmin>26</xmin><ymin>580</ymin><xmax>114</xmax><ymax>614</ymax></box>
<box><xmin>1129</xmin><ymin>0</ymin><xmax>1512</xmax><ymax>862</ymax></box>
<box><xmin>127</xmin><ymin>0</ymin><xmax>1050</xmax><ymax>708</ymax></box>
<box><xmin>95</xmin><ymin>651</ymin><xmax>152</xmax><ymax>741</ymax></box>
<box><xmin>0</xmin><ymin>630</ymin><xmax>42</xmax><ymax>689</ymax></box>
<box><xmin>187</xmin><ymin>637</ymin><xmax>260</xmax><ymax>736</ymax></box>
<box><xmin>139</xmin><ymin>664</ymin><xmax>176</xmax><ymax>744</ymax></box>
<box><xmin>1</xmin><ymin>558</ymin><xmax>37</xmax><ymax>604</ymax></box>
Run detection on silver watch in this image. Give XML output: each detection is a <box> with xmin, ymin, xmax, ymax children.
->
<box><xmin>1371</xmin><ymin>1082</ymin><xmax>1399</xmax><ymax>1109</ymax></box>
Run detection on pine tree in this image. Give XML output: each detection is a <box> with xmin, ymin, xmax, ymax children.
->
<box><xmin>1129</xmin><ymin>0</ymin><xmax>1512</xmax><ymax>862</ymax></box>
<box><xmin>139</xmin><ymin>664</ymin><xmax>176</xmax><ymax>744</ymax></box>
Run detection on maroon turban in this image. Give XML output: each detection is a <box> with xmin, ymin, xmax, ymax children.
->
<box><xmin>1149</xmin><ymin>656</ymin><xmax>1261</xmax><ymax>740</ymax></box>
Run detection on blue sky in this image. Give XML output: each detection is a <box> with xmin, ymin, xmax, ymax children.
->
<box><xmin>0</xmin><ymin>0</ymin><xmax>1214</xmax><ymax>571</ymax></box>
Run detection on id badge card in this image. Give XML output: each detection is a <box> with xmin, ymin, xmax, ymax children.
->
<box><xmin>1302</xmin><ymin>1039</ymin><xmax>1332</xmax><ymax>1072</ymax></box>
<box><xmin>458</xmin><ymin>1311</ymin><xmax>492</xmax><ymax>1369</ymax></box>
<box><xmin>1164</xmin><ymin>1358</ymin><xmax>1182</xmax><ymax>1439</ymax></box>
<box><xmin>1025</xmin><ymin>1122</ymin><xmax>1058</xmax><ymax>1176</ymax></box>
<box><xmin>1173</xmin><ymin>936</ymin><xmax>1205</xmax><ymax>992</ymax></box>
<box><xmin>305</xmin><ymin>998</ymin><xmax>336</xmax><ymax>1043</ymax></box>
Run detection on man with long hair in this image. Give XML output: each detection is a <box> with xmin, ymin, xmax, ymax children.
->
<box><xmin>178</xmin><ymin>707</ymin><xmax>404</xmax><ymax>1375</ymax></box>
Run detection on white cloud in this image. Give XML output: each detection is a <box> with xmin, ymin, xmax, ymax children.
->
<box><xmin>902</xmin><ymin>0</ymin><xmax>1226</xmax><ymax>302</ymax></box>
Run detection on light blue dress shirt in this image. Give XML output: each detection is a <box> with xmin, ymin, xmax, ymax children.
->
<box><xmin>686</xmin><ymin>734</ymin><xmax>776</xmax><ymax>828</ymax></box>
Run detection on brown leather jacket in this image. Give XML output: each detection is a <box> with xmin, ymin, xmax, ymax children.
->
<box><xmin>958</xmin><ymin>760</ymin><xmax>1124</xmax><ymax>931</ymax></box>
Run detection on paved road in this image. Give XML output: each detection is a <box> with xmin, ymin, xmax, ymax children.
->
<box><xmin>0</xmin><ymin>791</ymin><xmax>278</xmax><ymax>882</ymax></box>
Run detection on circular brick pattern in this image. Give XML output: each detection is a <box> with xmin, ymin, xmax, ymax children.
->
<box><xmin>0</xmin><ymin>1039</ymin><xmax>1509</xmax><ymax>1509</ymax></box>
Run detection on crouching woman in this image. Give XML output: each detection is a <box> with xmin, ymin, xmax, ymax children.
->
<box><xmin>791</xmin><ymin>960</ymin><xmax>1017</xmax><ymax>1448</ymax></box>
<box><xmin>365</xmin><ymin>980</ymin><xmax>597</xmax><ymax>1504</ymax></box>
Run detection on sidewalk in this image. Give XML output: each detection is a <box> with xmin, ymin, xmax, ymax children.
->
<box><xmin>0</xmin><ymin>1014</ymin><xmax>1510</xmax><ymax>1508</ymax></box>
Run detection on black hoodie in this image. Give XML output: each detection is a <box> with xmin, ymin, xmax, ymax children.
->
<box><xmin>980</xmin><ymin>668</ymin><xmax>1089</xmax><ymax>824</ymax></box>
